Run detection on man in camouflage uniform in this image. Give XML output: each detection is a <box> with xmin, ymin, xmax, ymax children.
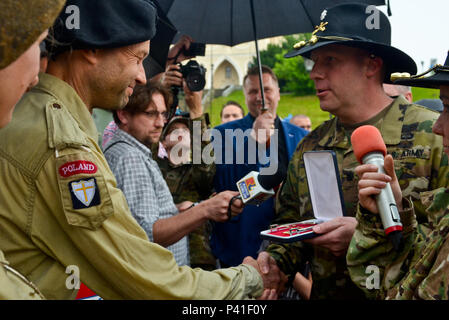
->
<box><xmin>257</xmin><ymin>3</ymin><xmax>449</xmax><ymax>299</ymax></box>
<box><xmin>347</xmin><ymin>52</ymin><xmax>449</xmax><ymax>300</ymax></box>
<box><xmin>0</xmin><ymin>0</ymin><xmax>65</xmax><ymax>300</ymax></box>
<box><xmin>158</xmin><ymin>114</ymin><xmax>217</xmax><ymax>270</ymax></box>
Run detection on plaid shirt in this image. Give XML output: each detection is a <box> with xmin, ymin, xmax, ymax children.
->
<box><xmin>104</xmin><ymin>128</ymin><xmax>189</xmax><ymax>266</ymax></box>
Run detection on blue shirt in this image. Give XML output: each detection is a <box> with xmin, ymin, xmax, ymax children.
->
<box><xmin>211</xmin><ymin>114</ymin><xmax>308</xmax><ymax>266</ymax></box>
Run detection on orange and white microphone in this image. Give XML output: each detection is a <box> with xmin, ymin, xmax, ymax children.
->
<box><xmin>351</xmin><ymin>125</ymin><xmax>403</xmax><ymax>251</ymax></box>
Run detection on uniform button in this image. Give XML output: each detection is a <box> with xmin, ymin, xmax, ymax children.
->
<box><xmin>53</xmin><ymin>103</ymin><xmax>61</xmax><ymax>109</ymax></box>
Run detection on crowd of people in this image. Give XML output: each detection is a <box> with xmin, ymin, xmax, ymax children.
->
<box><xmin>1</xmin><ymin>0</ymin><xmax>449</xmax><ymax>301</ymax></box>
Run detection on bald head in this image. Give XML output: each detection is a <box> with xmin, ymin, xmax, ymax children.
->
<box><xmin>290</xmin><ymin>114</ymin><xmax>312</xmax><ymax>131</ymax></box>
<box><xmin>383</xmin><ymin>84</ymin><xmax>412</xmax><ymax>102</ymax></box>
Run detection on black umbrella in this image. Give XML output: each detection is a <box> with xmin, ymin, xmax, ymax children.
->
<box><xmin>144</xmin><ymin>2</ymin><xmax>178</xmax><ymax>78</ymax></box>
<box><xmin>155</xmin><ymin>0</ymin><xmax>386</xmax><ymax>110</ymax></box>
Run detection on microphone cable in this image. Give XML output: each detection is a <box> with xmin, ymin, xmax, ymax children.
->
<box><xmin>227</xmin><ymin>195</ymin><xmax>242</xmax><ymax>222</ymax></box>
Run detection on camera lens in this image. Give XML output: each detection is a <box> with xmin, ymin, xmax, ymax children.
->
<box><xmin>180</xmin><ymin>60</ymin><xmax>206</xmax><ymax>92</ymax></box>
<box><xmin>186</xmin><ymin>72</ymin><xmax>206</xmax><ymax>91</ymax></box>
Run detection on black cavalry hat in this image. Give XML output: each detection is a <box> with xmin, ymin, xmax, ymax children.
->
<box><xmin>392</xmin><ymin>51</ymin><xmax>449</xmax><ymax>88</ymax></box>
<box><xmin>285</xmin><ymin>2</ymin><xmax>417</xmax><ymax>83</ymax></box>
<box><xmin>47</xmin><ymin>0</ymin><xmax>157</xmax><ymax>57</ymax></box>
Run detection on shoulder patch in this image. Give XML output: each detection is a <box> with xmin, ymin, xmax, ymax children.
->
<box><xmin>69</xmin><ymin>178</ymin><xmax>101</xmax><ymax>209</ymax></box>
<box><xmin>59</xmin><ymin>160</ymin><xmax>97</xmax><ymax>177</ymax></box>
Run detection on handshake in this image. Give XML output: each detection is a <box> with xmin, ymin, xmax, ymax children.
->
<box><xmin>242</xmin><ymin>252</ymin><xmax>312</xmax><ymax>300</ymax></box>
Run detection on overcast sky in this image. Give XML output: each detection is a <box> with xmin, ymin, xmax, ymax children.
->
<box><xmin>379</xmin><ymin>0</ymin><xmax>449</xmax><ymax>72</ymax></box>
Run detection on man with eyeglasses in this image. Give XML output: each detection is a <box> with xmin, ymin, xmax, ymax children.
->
<box><xmin>104</xmin><ymin>82</ymin><xmax>244</xmax><ymax>267</ymax></box>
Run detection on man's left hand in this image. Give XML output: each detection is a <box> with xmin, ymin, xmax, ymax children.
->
<box><xmin>304</xmin><ymin>217</ymin><xmax>358</xmax><ymax>256</ymax></box>
<box><xmin>166</xmin><ymin>35</ymin><xmax>194</xmax><ymax>65</ymax></box>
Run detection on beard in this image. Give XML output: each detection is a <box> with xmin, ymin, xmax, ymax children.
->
<box><xmin>92</xmin><ymin>85</ymin><xmax>130</xmax><ymax>111</ymax></box>
<box><xmin>88</xmin><ymin>64</ymin><xmax>133</xmax><ymax>110</ymax></box>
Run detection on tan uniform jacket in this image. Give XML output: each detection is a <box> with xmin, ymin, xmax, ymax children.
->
<box><xmin>0</xmin><ymin>250</ymin><xmax>44</xmax><ymax>300</ymax></box>
<box><xmin>0</xmin><ymin>73</ymin><xmax>263</xmax><ymax>300</ymax></box>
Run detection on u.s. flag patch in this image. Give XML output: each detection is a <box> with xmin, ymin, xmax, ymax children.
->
<box><xmin>69</xmin><ymin>178</ymin><xmax>101</xmax><ymax>209</ymax></box>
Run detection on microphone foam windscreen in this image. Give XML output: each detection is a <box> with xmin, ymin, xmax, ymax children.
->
<box><xmin>257</xmin><ymin>167</ymin><xmax>286</xmax><ymax>190</ymax></box>
<box><xmin>351</xmin><ymin>125</ymin><xmax>387</xmax><ymax>164</ymax></box>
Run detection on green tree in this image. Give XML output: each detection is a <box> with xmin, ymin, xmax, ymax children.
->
<box><xmin>273</xmin><ymin>51</ymin><xmax>315</xmax><ymax>96</ymax></box>
<box><xmin>249</xmin><ymin>34</ymin><xmax>315</xmax><ymax>95</ymax></box>
<box><xmin>248</xmin><ymin>43</ymin><xmax>283</xmax><ymax>70</ymax></box>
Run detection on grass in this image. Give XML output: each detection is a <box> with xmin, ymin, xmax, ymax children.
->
<box><xmin>411</xmin><ymin>87</ymin><xmax>440</xmax><ymax>101</ymax></box>
<box><xmin>205</xmin><ymin>87</ymin><xmax>441</xmax><ymax>128</ymax></box>
<box><xmin>206</xmin><ymin>90</ymin><xmax>328</xmax><ymax>129</ymax></box>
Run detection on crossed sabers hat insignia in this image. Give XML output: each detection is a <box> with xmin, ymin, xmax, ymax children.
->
<box><xmin>391</xmin><ymin>64</ymin><xmax>449</xmax><ymax>82</ymax></box>
<box><xmin>293</xmin><ymin>21</ymin><xmax>354</xmax><ymax>51</ymax></box>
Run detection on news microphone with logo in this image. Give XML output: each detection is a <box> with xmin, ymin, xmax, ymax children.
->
<box><xmin>351</xmin><ymin>125</ymin><xmax>403</xmax><ymax>251</ymax></box>
<box><xmin>235</xmin><ymin>169</ymin><xmax>284</xmax><ymax>206</ymax></box>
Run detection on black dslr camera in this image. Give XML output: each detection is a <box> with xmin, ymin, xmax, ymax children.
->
<box><xmin>180</xmin><ymin>60</ymin><xmax>206</xmax><ymax>92</ymax></box>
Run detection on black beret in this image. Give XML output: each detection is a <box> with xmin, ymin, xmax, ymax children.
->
<box><xmin>47</xmin><ymin>0</ymin><xmax>157</xmax><ymax>56</ymax></box>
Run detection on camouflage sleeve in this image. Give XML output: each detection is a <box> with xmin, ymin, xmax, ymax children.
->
<box><xmin>189</xmin><ymin>114</ymin><xmax>217</xmax><ymax>269</ymax></box>
<box><xmin>409</xmin><ymin>119</ymin><xmax>449</xmax><ymax>222</ymax></box>
<box><xmin>264</xmin><ymin>143</ymin><xmax>312</xmax><ymax>279</ymax></box>
<box><xmin>409</xmin><ymin>214</ymin><xmax>449</xmax><ymax>300</ymax></box>
<box><xmin>384</xmin><ymin>188</ymin><xmax>449</xmax><ymax>300</ymax></box>
<box><xmin>191</xmin><ymin>113</ymin><xmax>216</xmax><ymax>198</ymax></box>
<box><xmin>346</xmin><ymin>198</ymin><xmax>418</xmax><ymax>299</ymax></box>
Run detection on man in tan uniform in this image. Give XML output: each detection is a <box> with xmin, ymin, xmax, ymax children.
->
<box><xmin>0</xmin><ymin>0</ymin><xmax>283</xmax><ymax>299</ymax></box>
<box><xmin>0</xmin><ymin>0</ymin><xmax>66</xmax><ymax>300</ymax></box>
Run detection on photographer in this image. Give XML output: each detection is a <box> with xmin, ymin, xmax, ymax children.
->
<box><xmin>156</xmin><ymin>85</ymin><xmax>217</xmax><ymax>271</ymax></box>
<box><xmin>152</xmin><ymin>35</ymin><xmax>195</xmax><ymax>89</ymax></box>
<box><xmin>154</xmin><ymin>39</ymin><xmax>216</xmax><ymax>270</ymax></box>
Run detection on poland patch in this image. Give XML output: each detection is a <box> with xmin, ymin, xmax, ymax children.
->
<box><xmin>69</xmin><ymin>178</ymin><xmax>101</xmax><ymax>209</ymax></box>
<box><xmin>59</xmin><ymin>160</ymin><xmax>97</xmax><ymax>178</ymax></box>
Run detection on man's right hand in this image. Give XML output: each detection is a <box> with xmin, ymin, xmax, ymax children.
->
<box><xmin>159</xmin><ymin>64</ymin><xmax>183</xmax><ymax>88</ymax></box>
<box><xmin>251</xmin><ymin>111</ymin><xmax>275</xmax><ymax>144</ymax></box>
<box><xmin>355</xmin><ymin>154</ymin><xmax>403</xmax><ymax>213</ymax></box>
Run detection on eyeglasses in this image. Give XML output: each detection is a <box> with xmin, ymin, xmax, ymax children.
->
<box><xmin>141</xmin><ymin>110</ymin><xmax>169</xmax><ymax>121</ymax></box>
